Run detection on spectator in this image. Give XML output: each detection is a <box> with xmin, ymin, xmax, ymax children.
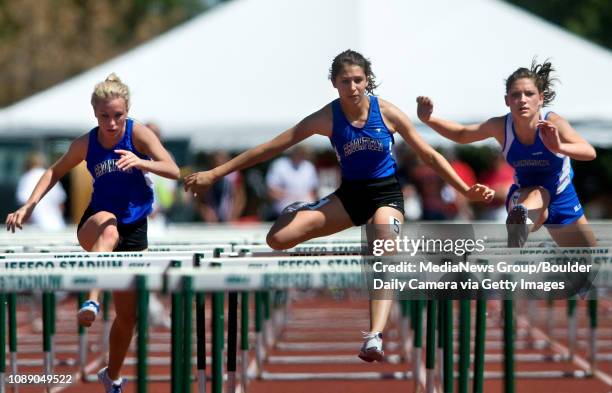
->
<box><xmin>444</xmin><ymin>148</ymin><xmax>477</xmax><ymax>220</ymax></box>
<box><xmin>146</xmin><ymin>122</ymin><xmax>178</xmax><ymax>229</ymax></box>
<box><xmin>478</xmin><ymin>153</ymin><xmax>515</xmax><ymax>221</ymax></box>
<box><xmin>16</xmin><ymin>152</ymin><xmax>67</xmax><ymax>231</ymax></box>
<box><xmin>198</xmin><ymin>151</ymin><xmax>246</xmax><ymax>222</ymax></box>
<box><xmin>395</xmin><ymin>144</ymin><xmax>422</xmax><ymax>220</ymax></box>
<box><xmin>265</xmin><ymin>145</ymin><xmax>319</xmax><ymax>220</ymax></box>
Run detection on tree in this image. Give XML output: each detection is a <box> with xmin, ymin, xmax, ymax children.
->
<box><xmin>0</xmin><ymin>0</ymin><xmax>205</xmax><ymax>107</ymax></box>
<box><xmin>505</xmin><ymin>0</ymin><xmax>612</xmax><ymax>50</ymax></box>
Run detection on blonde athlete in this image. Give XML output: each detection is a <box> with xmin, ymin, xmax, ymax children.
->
<box><xmin>6</xmin><ymin>74</ymin><xmax>180</xmax><ymax>392</ymax></box>
<box><xmin>185</xmin><ymin>50</ymin><xmax>494</xmax><ymax>362</ymax></box>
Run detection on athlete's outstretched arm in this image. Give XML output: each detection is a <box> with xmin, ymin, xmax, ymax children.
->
<box><xmin>184</xmin><ymin>107</ymin><xmax>330</xmax><ymax>196</ymax></box>
<box><xmin>382</xmin><ymin>99</ymin><xmax>495</xmax><ymax>203</ymax></box>
<box><xmin>539</xmin><ymin>113</ymin><xmax>596</xmax><ymax>161</ymax></box>
<box><xmin>5</xmin><ymin>135</ymin><xmax>88</xmax><ymax>232</ymax></box>
<box><xmin>416</xmin><ymin>96</ymin><xmax>502</xmax><ymax>144</ymax></box>
<box><xmin>129</xmin><ymin>123</ymin><xmax>180</xmax><ymax>179</ymax></box>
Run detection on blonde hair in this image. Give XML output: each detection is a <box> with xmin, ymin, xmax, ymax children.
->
<box><xmin>91</xmin><ymin>73</ymin><xmax>130</xmax><ymax>109</ymax></box>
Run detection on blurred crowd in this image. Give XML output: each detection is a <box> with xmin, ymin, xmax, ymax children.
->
<box><xmin>17</xmin><ymin>140</ymin><xmax>611</xmax><ymax>232</ymax></box>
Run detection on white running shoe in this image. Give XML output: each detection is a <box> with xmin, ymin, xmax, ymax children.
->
<box><xmin>506</xmin><ymin>204</ymin><xmax>529</xmax><ymax>248</ymax></box>
<box><xmin>77</xmin><ymin>300</ymin><xmax>99</xmax><ymax>327</ymax></box>
<box><xmin>97</xmin><ymin>367</ymin><xmax>126</xmax><ymax>393</ymax></box>
<box><xmin>358</xmin><ymin>331</ymin><xmax>384</xmax><ymax>362</ymax></box>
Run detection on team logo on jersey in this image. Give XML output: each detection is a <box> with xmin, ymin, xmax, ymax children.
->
<box><xmin>512</xmin><ymin>159</ymin><xmax>549</xmax><ymax>167</ymax></box>
<box><xmin>94</xmin><ymin>159</ymin><xmax>132</xmax><ymax>178</ymax></box>
<box><xmin>532</xmin><ymin>151</ymin><xmax>543</xmax><ymax>156</ymax></box>
<box><xmin>343</xmin><ymin>137</ymin><xmax>383</xmax><ymax>157</ymax></box>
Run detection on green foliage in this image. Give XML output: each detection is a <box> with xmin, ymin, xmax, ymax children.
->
<box><xmin>505</xmin><ymin>0</ymin><xmax>612</xmax><ymax>50</ymax></box>
<box><xmin>0</xmin><ymin>0</ymin><xmax>206</xmax><ymax>107</ymax></box>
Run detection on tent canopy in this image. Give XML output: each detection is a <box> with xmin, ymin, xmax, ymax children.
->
<box><xmin>1</xmin><ymin>0</ymin><xmax>611</xmax><ymax>149</ymax></box>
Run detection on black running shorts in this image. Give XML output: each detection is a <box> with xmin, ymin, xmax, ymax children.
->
<box><xmin>334</xmin><ymin>175</ymin><xmax>405</xmax><ymax>226</ymax></box>
<box><xmin>77</xmin><ymin>207</ymin><xmax>148</xmax><ymax>251</ymax></box>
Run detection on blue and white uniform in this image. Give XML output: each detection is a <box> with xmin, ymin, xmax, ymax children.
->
<box><xmin>329</xmin><ymin>96</ymin><xmax>404</xmax><ymax>226</ymax></box>
<box><xmin>85</xmin><ymin>118</ymin><xmax>154</xmax><ymax>224</ymax></box>
<box><xmin>331</xmin><ymin>96</ymin><xmax>397</xmax><ymax>180</ymax></box>
<box><xmin>502</xmin><ymin>111</ymin><xmax>583</xmax><ymax>225</ymax></box>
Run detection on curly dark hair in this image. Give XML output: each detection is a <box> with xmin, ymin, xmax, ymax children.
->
<box><xmin>329</xmin><ymin>49</ymin><xmax>378</xmax><ymax>95</ymax></box>
<box><xmin>505</xmin><ymin>57</ymin><xmax>558</xmax><ymax>107</ymax></box>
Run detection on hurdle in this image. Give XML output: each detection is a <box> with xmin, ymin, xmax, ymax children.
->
<box><xmin>0</xmin><ymin>249</ymin><xmax>225</xmax><ymax>386</ymax></box>
<box><xmin>0</xmin><ymin>268</ymin><xmax>164</xmax><ymax>392</ymax></box>
<box><xmin>197</xmin><ymin>243</ymin><xmax>608</xmax><ymax>390</ymax></box>
<box><xmin>2</xmin><ymin>236</ymin><xmax>611</xmax><ymax>393</ymax></box>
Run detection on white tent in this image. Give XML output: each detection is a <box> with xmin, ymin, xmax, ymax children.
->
<box><xmin>1</xmin><ymin>0</ymin><xmax>611</xmax><ymax>149</ymax></box>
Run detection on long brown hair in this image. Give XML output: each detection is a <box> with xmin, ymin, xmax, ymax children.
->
<box><xmin>329</xmin><ymin>49</ymin><xmax>378</xmax><ymax>95</ymax></box>
<box><xmin>505</xmin><ymin>58</ymin><xmax>558</xmax><ymax>106</ymax></box>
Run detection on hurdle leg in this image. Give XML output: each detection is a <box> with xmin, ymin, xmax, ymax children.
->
<box><xmin>272</xmin><ymin>290</ymin><xmax>286</xmax><ymax>338</ymax></box>
<box><xmin>458</xmin><ymin>300</ymin><xmax>471</xmax><ymax>393</ymax></box>
<box><xmin>588</xmin><ymin>298</ymin><xmax>598</xmax><ymax>373</ymax></box>
<box><xmin>282</xmin><ymin>289</ymin><xmax>291</xmax><ymax>333</ymax></box>
<box><xmin>171</xmin><ymin>287</ymin><xmax>185</xmax><ymax>393</ymax></box>
<box><xmin>77</xmin><ymin>293</ymin><xmax>88</xmax><ymax>379</ymax></box>
<box><xmin>527</xmin><ymin>300</ymin><xmax>537</xmax><ymax>349</ymax></box>
<box><xmin>399</xmin><ymin>300</ymin><xmax>411</xmax><ymax>362</ymax></box>
<box><xmin>503</xmin><ymin>299</ymin><xmax>515</xmax><ymax>393</ymax></box>
<box><xmin>262</xmin><ymin>292</ymin><xmax>273</xmax><ymax>348</ymax></box>
<box><xmin>412</xmin><ymin>300</ymin><xmax>424</xmax><ymax>392</ymax></box>
<box><xmin>567</xmin><ymin>298</ymin><xmax>577</xmax><ymax>361</ymax></box>
<box><xmin>196</xmin><ymin>293</ymin><xmax>206</xmax><ymax>393</ymax></box>
<box><xmin>425</xmin><ymin>300</ymin><xmax>437</xmax><ymax>393</ymax></box>
<box><xmin>136</xmin><ymin>276</ymin><xmax>149</xmax><ymax>393</ymax></box>
<box><xmin>227</xmin><ymin>293</ymin><xmax>238</xmax><ymax>393</ymax></box>
<box><xmin>211</xmin><ymin>292</ymin><xmax>225</xmax><ymax>393</ymax></box>
<box><xmin>437</xmin><ymin>300</ymin><xmax>444</xmax><ymax>389</ymax></box>
<box><xmin>546</xmin><ymin>299</ymin><xmax>554</xmax><ymax>349</ymax></box>
<box><xmin>240</xmin><ymin>292</ymin><xmax>250</xmax><ymax>392</ymax></box>
<box><xmin>8</xmin><ymin>294</ymin><xmax>17</xmax><ymax>393</ymax></box>
<box><xmin>443</xmin><ymin>300</ymin><xmax>453</xmax><ymax>393</ymax></box>
<box><xmin>1</xmin><ymin>294</ymin><xmax>6</xmax><ymax>393</ymax></box>
<box><xmin>50</xmin><ymin>292</ymin><xmax>56</xmax><ymax>376</ymax></box>
<box><xmin>42</xmin><ymin>292</ymin><xmax>52</xmax><ymax>392</ymax></box>
<box><xmin>255</xmin><ymin>292</ymin><xmax>264</xmax><ymax>377</ymax></box>
<box><xmin>473</xmin><ymin>299</ymin><xmax>486</xmax><ymax>393</ymax></box>
<box><xmin>183</xmin><ymin>278</ymin><xmax>194</xmax><ymax>393</ymax></box>
<box><xmin>102</xmin><ymin>291</ymin><xmax>111</xmax><ymax>363</ymax></box>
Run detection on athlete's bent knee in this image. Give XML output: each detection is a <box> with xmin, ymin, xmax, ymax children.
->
<box><xmin>99</xmin><ymin>225</ymin><xmax>119</xmax><ymax>247</ymax></box>
<box><xmin>531</xmin><ymin>186</ymin><xmax>550</xmax><ymax>202</ymax></box>
<box><xmin>266</xmin><ymin>231</ymin><xmax>291</xmax><ymax>251</ymax></box>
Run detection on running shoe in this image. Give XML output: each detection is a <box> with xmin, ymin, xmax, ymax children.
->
<box><xmin>77</xmin><ymin>300</ymin><xmax>99</xmax><ymax>327</ymax></box>
<box><xmin>97</xmin><ymin>367</ymin><xmax>126</xmax><ymax>393</ymax></box>
<box><xmin>358</xmin><ymin>331</ymin><xmax>384</xmax><ymax>362</ymax></box>
<box><xmin>506</xmin><ymin>204</ymin><xmax>529</xmax><ymax>248</ymax></box>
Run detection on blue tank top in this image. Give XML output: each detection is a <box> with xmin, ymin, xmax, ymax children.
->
<box><xmin>502</xmin><ymin>111</ymin><xmax>572</xmax><ymax>195</ymax></box>
<box><xmin>330</xmin><ymin>96</ymin><xmax>397</xmax><ymax>180</ymax></box>
<box><xmin>86</xmin><ymin>118</ymin><xmax>154</xmax><ymax>224</ymax></box>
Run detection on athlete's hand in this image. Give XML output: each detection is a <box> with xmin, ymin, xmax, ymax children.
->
<box><xmin>115</xmin><ymin>149</ymin><xmax>145</xmax><ymax>171</ymax></box>
<box><xmin>464</xmin><ymin>184</ymin><xmax>495</xmax><ymax>203</ymax></box>
<box><xmin>538</xmin><ymin>120</ymin><xmax>562</xmax><ymax>154</ymax></box>
<box><xmin>5</xmin><ymin>203</ymin><xmax>35</xmax><ymax>233</ymax></box>
<box><xmin>416</xmin><ymin>96</ymin><xmax>434</xmax><ymax>122</ymax></box>
<box><xmin>184</xmin><ymin>170</ymin><xmax>217</xmax><ymax>196</ymax></box>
